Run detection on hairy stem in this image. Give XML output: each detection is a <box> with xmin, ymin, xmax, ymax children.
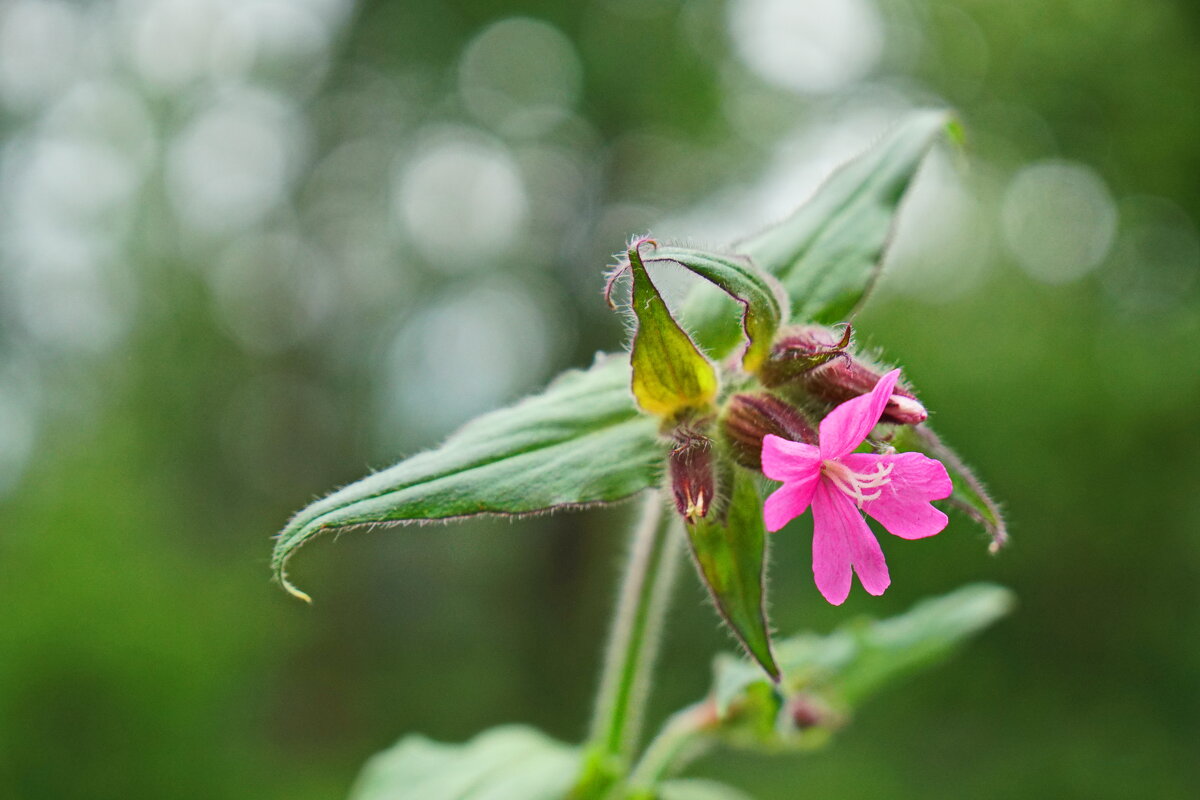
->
<box><xmin>625</xmin><ymin>700</ymin><xmax>720</xmax><ymax>794</ymax></box>
<box><xmin>572</xmin><ymin>491</ymin><xmax>683</xmax><ymax>797</ymax></box>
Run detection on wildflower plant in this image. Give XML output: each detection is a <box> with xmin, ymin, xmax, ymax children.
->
<box><xmin>274</xmin><ymin>111</ymin><xmax>1012</xmax><ymax>800</ymax></box>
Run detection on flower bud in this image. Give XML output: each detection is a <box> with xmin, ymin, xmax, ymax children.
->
<box><xmin>766</xmin><ymin>325</ymin><xmax>928</xmax><ymax>425</ymax></box>
<box><xmin>722</xmin><ymin>393</ymin><xmax>818</xmax><ymax>470</ymax></box>
<box><xmin>758</xmin><ymin>324</ymin><xmax>853</xmax><ymax>387</ymax></box>
<box><xmin>803</xmin><ymin>359</ymin><xmax>927</xmax><ymax>425</ymax></box>
<box><xmin>669</xmin><ymin>431</ymin><xmax>715</xmax><ymax>523</ymax></box>
<box><xmin>786</xmin><ymin>693</ymin><xmax>839</xmax><ymax>731</ymax></box>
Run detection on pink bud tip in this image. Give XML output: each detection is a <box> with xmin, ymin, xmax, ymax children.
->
<box><xmin>886</xmin><ymin>394</ymin><xmax>928</xmax><ymax>425</ymax></box>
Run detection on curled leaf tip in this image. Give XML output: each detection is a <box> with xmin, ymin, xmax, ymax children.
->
<box><xmin>627</xmin><ymin>234</ymin><xmax>657</xmax><ymax>254</ymax></box>
<box><xmin>638</xmin><ymin>244</ymin><xmax>787</xmax><ymax>374</ymax></box>
<box><xmin>603</xmin><ymin>238</ymin><xmax>658</xmax><ymax>309</ymax></box>
<box><xmin>281</xmin><ymin>577</ymin><xmax>313</xmax><ymax>605</ymax></box>
<box><xmin>987</xmin><ymin>524</ymin><xmax>1009</xmax><ymax>554</ymax></box>
<box><xmin>603</xmin><ymin>263</ymin><xmax>629</xmax><ymax>309</ymax></box>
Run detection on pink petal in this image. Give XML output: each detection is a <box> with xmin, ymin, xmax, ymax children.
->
<box><xmin>818</xmin><ymin>369</ymin><xmax>902</xmax><ymax>459</ymax></box>
<box><xmin>841</xmin><ymin>451</ymin><xmax>953</xmax><ymax>540</ymax></box>
<box><xmin>810</xmin><ymin>480</ymin><xmax>890</xmax><ymax>605</ymax></box>
<box><xmin>763</xmin><ymin>472</ymin><xmax>819</xmax><ymax>532</ymax></box>
<box><xmin>760</xmin><ymin>434</ymin><xmax>821</xmax><ymax>482</ymax></box>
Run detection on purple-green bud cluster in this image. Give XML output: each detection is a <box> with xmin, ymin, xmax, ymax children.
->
<box><xmin>763</xmin><ymin>325</ymin><xmax>928</xmax><ymax>426</ymax></box>
<box><xmin>716</xmin><ymin>325</ymin><xmax>931</xmax><ymax>477</ymax></box>
<box><xmin>722</xmin><ymin>393</ymin><xmax>817</xmax><ymax>470</ymax></box>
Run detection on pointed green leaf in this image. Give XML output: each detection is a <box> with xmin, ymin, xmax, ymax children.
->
<box><xmin>711</xmin><ymin>584</ymin><xmax>1014</xmax><ymax>749</ymax></box>
<box><xmin>350</xmin><ymin>725</ymin><xmax>578</xmax><ymax>800</ymax></box>
<box><xmin>824</xmin><ymin>582</ymin><xmax>1015</xmax><ymax>704</ymax></box>
<box><xmin>273</xmin><ymin>353</ymin><xmax>665</xmax><ymax>600</ymax></box>
<box><xmin>892</xmin><ymin>425</ymin><xmax>1008</xmax><ymax>552</ymax></box>
<box><xmin>685</xmin><ymin>469</ymin><xmax>779</xmax><ymax>680</ymax></box>
<box><xmin>741</xmin><ymin>110</ymin><xmax>955</xmax><ymax>325</ymax></box>
<box><xmin>642</xmin><ymin>244</ymin><xmax>788</xmax><ymax>373</ymax></box>
<box><xmin>627</xmin><ymin>242</ymin><xmax>719</xmax><ymax>418</ymax></box>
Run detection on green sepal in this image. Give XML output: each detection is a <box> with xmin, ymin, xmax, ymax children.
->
<box><xmin>684</xmin><ymin>468</ymin><xmax>779</xmax><ymax>681</ymax></box>
<box><xmin>626</xmin><ymin>241</ymin><xmax>720</xmax><ymax>419</ymax></box>
<box><xmin>272</xmin><ymin>353</ymin><xmax>665</xmax><ymax>601</ymax></box>
<box><xmin>892</xmin><ymin>425</ymin><xmax>1008</xmax><ymax>551</ymax></box>
<box><xmin>641</xmin><ymin>244</ymin><xmax>788</xmax><ymax>373</ymax></box>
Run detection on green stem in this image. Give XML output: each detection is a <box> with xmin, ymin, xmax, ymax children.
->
<box><xmin>572</xmin><ymin>491</ymin><xmax>683</xmax><ymax>797</ymax></box>
<box><xmin>625</xmin><ymin>700</ymin><xmax>720</xmax><ymax>794</ymax></box>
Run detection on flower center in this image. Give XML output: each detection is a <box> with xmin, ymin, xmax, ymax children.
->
<box><xmin>821</xmin><ymin>458</ymin><xmax>894</xmax><ymax>508</ymax></box>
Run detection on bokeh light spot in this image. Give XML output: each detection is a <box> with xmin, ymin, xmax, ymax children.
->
<box><xmin>10</xmin><ymin>247</ymin><xmax>135</xmax><ymax>353</ymax></box>
<box><xmin>0</xmin><ymin>0</ymin><xmax>82</xmax><ymax>110</ymax></box>
<box><xmin>458</xmin><ymin>17</ymin><xmax>582</xmax><ymax>137</ymax></box>
<box><xmin>2</xmin><ymin>132</ymin><xmax>140</xmax><ymax>353</ymax></box>
<box><xmin>19</xmin><ymin>137</ymin><xmax>140</xmax><ymax>226</ymax></box>
<box><xmin>132</xmin><ymin>0</ymin><xmax>223</xmax><ymax>91</ymax></box>
<box><xmin>1002</xmin><ymin>159</ymin><xmax>1117</xmax><ymax>284</ymax></box>
<box><xmin>166</xmin><ymin>89</ymin><xmax>306</xmax><ymax>235</ymax></box>
<box><xmin>43</xmin><ymin>82</ymin><xmax>158</xmax><ymax>173</ymax></box>
<box><xmin>212</xmin><ymin>1</ymin><xmax>333</xmax><ymax>93</ymax></box>
<box><xmin>393</xmin><ymin>128</ymin><xmax>527</xmax><ymax>272</ymax></box>
<box><xmin>729</xmin><ymin>0</ymin><xmax>884</xmax><ymax>94</ymax></box>
<box><xmin>377</xmin><ymin>281</ymin><xmax>560</xmax><ymax>451</ymax></box>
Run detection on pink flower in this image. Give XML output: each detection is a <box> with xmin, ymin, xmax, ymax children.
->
<box><xmin>760</xmin><ymin>369</ymin><xmax>952</xmax><ymax>605</ymax></box>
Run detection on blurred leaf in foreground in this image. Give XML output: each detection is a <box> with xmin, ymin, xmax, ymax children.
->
<box><xmin>711</xmin><ymin>583</ymin><xmax>1014</xmax><ymax>751</ymax></box>
<box><xmin>350</xmin><ymin>726</ymin><xmax>577</xmax><ymax>800</ymax></box>
<box><xmin>350</xmin><ymin>725</ymin><xmax>753</xmax><ymax>800</ymax></box>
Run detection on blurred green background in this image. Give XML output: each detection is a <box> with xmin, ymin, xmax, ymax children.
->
<box><xmin>0</xmin><ymin>0</ymin><xmax>1197</xmax><ymax>798</ymax></box>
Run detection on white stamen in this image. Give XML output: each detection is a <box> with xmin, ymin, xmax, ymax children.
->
<box><xmin>821</xmin><ymin>459</ymin><xmax>894</xmax><ymax>508</ymax></box>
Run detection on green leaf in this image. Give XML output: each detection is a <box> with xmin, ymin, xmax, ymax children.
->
<box><xmin>273</xmin><ymin>353</ymin><xmax>665</xmax><ymax>600</ymax></box>
<box><xmin>349</xmin><ymin>725</ymin><xmax>578</xmax><ymax>800</ymax></box>
<box><xmin>685</xmin><ymin>469</ymin><xmax>779</xmax><ymax>680</ymax></box>
<box><xmin>641</xmin><ymin>244</ymin><xmax>788</xmax><ymax>373</ymax></box>
<box><xmin>892</xmin><ymin>425</ymin><xmax>1008</xmax><ymax>552</ymax></box>
<box><xmin>828</xmin><ymin>582</ymin><xmax>1015</xmax><ymax>704</ymax></box>
<box><xmin>712</xmin><ymin>584</ymin><xmax>1014</xmax><ymax>749</ymax></box>
<box><xmin>626</xmin><ymin>242</ymin><xmax>719</xmax><ymax>418</ymax></box>
<box><xmin>741</xmin><ymin>110</ymin><xmax>954</xmax><ymax>325</ymax></box>
<box><xmin>656</xmin><ymin>779</ymin><xmax>754</xmax><ymax>800</ymax></box>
